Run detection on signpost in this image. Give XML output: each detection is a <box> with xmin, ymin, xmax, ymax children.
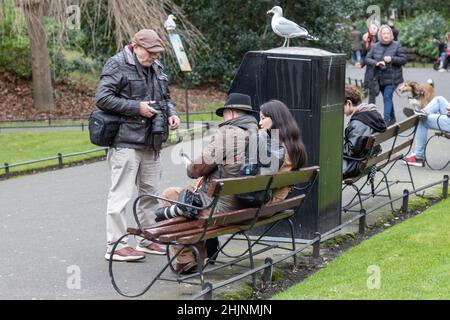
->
<box><xmin>169</xmin><ymin>33</ymin><xmax>192</xmax><ymax>128</ymax></box>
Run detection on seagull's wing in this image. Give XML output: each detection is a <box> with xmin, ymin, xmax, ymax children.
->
<box><xmin>274</xmin><ymin>17</ymin><xmax>308</xmax><ymax>36</ymax></box>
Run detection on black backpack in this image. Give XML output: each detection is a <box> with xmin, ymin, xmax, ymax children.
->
<box><xmin>88</xmin><ymin>109</ymin><xmax>122</xmax><ymax>147</ymax></box>
<box><xmin>234</xmin><ymin>130</ymin><xmax>285</xmax><ymax>207</ymax></box>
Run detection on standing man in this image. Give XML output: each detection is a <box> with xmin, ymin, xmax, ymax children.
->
<box><xmin>96</xmin><ymin>29</ymin><xmax>180</xmax><ymax>261</ymax></box>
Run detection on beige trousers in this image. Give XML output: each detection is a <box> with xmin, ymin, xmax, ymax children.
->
<box><xmin>106</xmin><ymin>147</ymin><xmax>161</xmax><ymax>253</ymax></box>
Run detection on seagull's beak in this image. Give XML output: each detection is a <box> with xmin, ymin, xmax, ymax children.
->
<box><xmin>173</xmin><ymin>16</ymin><xmax>177</xmax><ymax>20</ymax></box>
<box><xmin>266</xmin><ymin>9</ymin><xmax>272</xmax><ymax>15</ymax></box>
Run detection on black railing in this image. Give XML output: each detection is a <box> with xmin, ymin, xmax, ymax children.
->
<box><xmin>0</xmin><ymin>124</ymin><xmax>210</xmax><ymax>179</ymax></box>
<box><xmin>347</xmin><ymin>77</ymin><xmax>363</xmax><ymax>88</ymax></box>
<box><xmin>0</xmin><ymin>112</ymin><xmax>218</xmax><ymax>131</ymax></box>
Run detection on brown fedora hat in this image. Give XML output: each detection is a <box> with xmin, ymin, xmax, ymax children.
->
<box><xmin>216</xmin><ymin>93</ymin><xmax>255</xmax><ymax>117</ymax></box>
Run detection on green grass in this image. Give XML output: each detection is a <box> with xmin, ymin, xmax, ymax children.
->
<box><xmin>274</xmin><ymin>198</ymin><xmax>450</xmax><ymax>300</ymax></box>
<box><xmin>1</xmin><ymin>131</ymin><xmax>105</xmax><ymax>174</ymax></box>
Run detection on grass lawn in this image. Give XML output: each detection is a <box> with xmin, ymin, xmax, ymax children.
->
<box><xmin>274</xmin><ymin>198</ymin><xmax>450</xmax><ymax>300</ymax></box>
<box><xmin>1</xmin><ymin>131</ymin><xmax>105</xmax><ymax>174</ymax></box>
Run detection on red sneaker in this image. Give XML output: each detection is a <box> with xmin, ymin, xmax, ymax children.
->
<box><xmin>403</xmin><ymin>155</ymin><xmax>424</xmax><ymax>167</ymax></box>
<box><xmin>105</xmin><ymin>247</ymin><xmax>145</xmax><ymax>262</ymax></box>
<box><xmin>136</xmin><ymin>242</ymin><xmax>167</xmax><ymax>255</ymax></box>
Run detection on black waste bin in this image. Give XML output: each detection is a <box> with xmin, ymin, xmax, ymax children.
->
<box><xmin>229</xmin><ymin>47</ymin><xmax>346</xmax><ymax>239</ymax></box>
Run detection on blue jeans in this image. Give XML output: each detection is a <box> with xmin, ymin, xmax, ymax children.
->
<box><xmin>380</xmin><ymin>84</ymin><xmax>396</xmax><ymax>122</ymax></box>
<box><xmin>351</xmin><ymin>50</ymin><xmax>361</xmax><ymax>64</ymax></box>
<box><xmin>415</xmin><ymin>96</ymin><xmax>450</xmax><ymax>159</ymax></box>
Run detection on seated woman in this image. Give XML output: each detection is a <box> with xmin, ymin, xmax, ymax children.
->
<box><xmin>158</xmin><ymin>99</ymin><xmax>307</xmax><ymax>274</ymax></box>
<box><xmin>403</xmin><ymin>96</ymin><xmax>450</xmax><ymax>167</ymax></box>
<box><xmin>258</xmin><ymin>100</ymin><xmax>308</xmax><ymax>202</ymax></box>
<box><xmin>343</xmin><ymin>85</ymin><xmax>387</xmax><ymax>179</ymax></box>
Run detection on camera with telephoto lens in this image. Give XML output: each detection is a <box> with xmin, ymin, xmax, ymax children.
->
<box><xmin>154</xmin><ymin>189</ymin><xmax>203</xmax><ymax>222</ymax></box>
<box><xmin>149</xmin><ymin>100</ymin><xmax>169</xmax><ymax>134</ymax></box>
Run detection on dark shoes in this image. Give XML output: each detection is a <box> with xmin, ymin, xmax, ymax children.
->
<box><xmin>385</xmin><ymin>118</ymin><xmax>397</xmax><ymax>127</ymax></box>
<box><xmin>174</xmin><ymin>262</ymin><xmax>198</xmax><ymax>275</ymax></box>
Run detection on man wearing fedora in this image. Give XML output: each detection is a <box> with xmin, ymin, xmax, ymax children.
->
<box><xmin>159</xmin><ymin>92</ymin><xmax>259</xmax><ymax>274</ymax></box>
<box><xmin>96</xmin><ymin>29</ymin><xmax>180</xmax><ymax>262</ymax></box>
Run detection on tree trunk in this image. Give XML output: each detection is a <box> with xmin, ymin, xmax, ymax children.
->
<box><xmin>22</xmin><ymin>1</ymin><xmax>55</xmax><ymax>112</ymax></box>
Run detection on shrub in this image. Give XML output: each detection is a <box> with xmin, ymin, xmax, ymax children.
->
<box><xmin>397</xmin><ymin>12</ymin><xmax>450</xmax><ymax>62</ymax></box>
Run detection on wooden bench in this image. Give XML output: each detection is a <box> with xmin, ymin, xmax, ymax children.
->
<box><xmin>342</xmin><ymin>115</ymin><xmax>419</xmax><ymax>213</ymax></box>
<box><xmin>108</xmin><ymin>166</ymin><xmax>319</xmax><ymax>299</ymax></box>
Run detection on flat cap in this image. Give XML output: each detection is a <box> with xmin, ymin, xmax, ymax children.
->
<box><xmin>132</xmin><ymin>29</ymin><xmax>165</xmax><ymax>53</ymax></box>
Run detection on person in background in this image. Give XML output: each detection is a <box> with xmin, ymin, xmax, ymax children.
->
<box><xmin>357</xmin><ymin>20</ymin><xmax>379</xmax><ymax>103</ymax></box>
<box><xmin>365</xmin><ymin>25</ymin><xmax>407</xmax><ymax>126</ymax></box>
<box><xmin>387</xmin><ymin>18</ymin><xmax>399</xmax><ymax>42</ymax></box>
<box><xmin>343</xmin><ymin>85</ymin><xmax>386</xmax><ymax>179</ymax></box>
<box><xmin>403</xmin><ymin>96</ymin><xmax>450</xmax><ymax>167</ymax></box>
<box><xmin>350</xmin><ymin>27</ymin><xmax>362</xmax><ymax>65</ymax></box>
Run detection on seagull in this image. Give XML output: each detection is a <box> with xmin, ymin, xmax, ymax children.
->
<box><xmin>164</xmin><ymin>14</ymin><xmax>177</xmax><ymax>32</ymax></box>
<box><xmin>267</xmin><ymin>6</ymin><xmax>318</xmax><ymax>47</ymax></box>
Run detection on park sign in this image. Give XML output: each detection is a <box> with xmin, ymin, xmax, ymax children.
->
<box><xmin>169</xmin><ymin>33</ymin><xmax>192</xmax><ymax>72</ymax></box>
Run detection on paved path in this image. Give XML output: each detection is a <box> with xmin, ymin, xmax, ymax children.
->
<box><xmin>0</xmin><ymin>67</ymin><xmax>449</xmax><ymax>300</ymax></box>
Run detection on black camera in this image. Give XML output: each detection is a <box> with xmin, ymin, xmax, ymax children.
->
<box><xmin>149</xmin><ymin>100</ymin><xmax>168</xmax><ymax>134</ymax></box>
<box><xmin>155</xmin><ymin>189</ymin><xmax>203</xmax><ymax>222</ymax></box>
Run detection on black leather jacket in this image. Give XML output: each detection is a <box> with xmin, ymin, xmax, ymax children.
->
<box><xmin>95</xmin><ymin>46</ymin><xmax>178</xmax><ymax>150</ymax></box>
<box><xmin>343</xmin><ymin>119</ymin><xmax>382</xmax><ymax>179</ymax></box>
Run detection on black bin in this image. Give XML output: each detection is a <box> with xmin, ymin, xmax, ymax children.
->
<box><xmin>229</xmin><ymin>47</ymin><xmax>346</xmax><ymax>239</ymax></box>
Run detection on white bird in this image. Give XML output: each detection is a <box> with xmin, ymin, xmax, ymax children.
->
<box><xmin>267</xmin><ymin>6</ymin><xmax>318</xmax><ymax>47</ymax></box>
<box><xmin>164</xmin><ymin>14</ymin><xmax>177</xmax><ymax>32</ymax></box>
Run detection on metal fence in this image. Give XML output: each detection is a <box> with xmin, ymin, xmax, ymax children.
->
<box><xmin>0</xmin><ymin>112</ymin><xmax>218</xmax><ymax>131</ymax></box>
<box><xmin>0</xmin><ymin>124</ymin><xmax>211</xmax><ymax>179</ymax></box>
<box><xmin>194</xmin><ymin>174</ymin><xmax>449</xmax><ymax>300</ymax></box>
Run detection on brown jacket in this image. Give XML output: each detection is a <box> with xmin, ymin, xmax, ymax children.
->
<box><xmin>187</xmin><ymin>114</ymin><xmax>258</xmax><ymax>212</ymax></box>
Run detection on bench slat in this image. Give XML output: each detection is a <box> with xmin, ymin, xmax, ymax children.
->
<box><xmin>208</xmin><ymin>175</ymin><xmax>273</xmax><ymax>197</ymax></box>
<box><xmin>370</xmin><ymin>116</ymin><xmax>418</xmax><ymax>148</ymax></box>
<box><xmin>146</xmin><ymin>219</ymin><xmax>205</xmax><ymax>238</ymax></box>
<box><xmin>260</xmin><ymin>195</ymin><xmax>305</xmax><ymax>217</ymax></box>
<box><xmin>269</xmin><ymin>166</ymin><xmax>319</xmax><ymax>189</ymax></box>
<box><xmin>365</xmin><ymin>138</ymin><xmax>413</xmax><ymax>168</ymax></box>
<box><xmin>159</xmin><ymin>226</ymin><xmax>222</xmax><ymax>242</ymax></box>
<box><xmin>178</xmin><ymin>210</ymin><xmax>295</xmax><ymax>244</ymax></box>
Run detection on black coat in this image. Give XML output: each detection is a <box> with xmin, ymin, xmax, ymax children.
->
<box><xmin>365</xmin><ymin>41</ymin><xmax>407</xmax><ymax>87</ymax></box>
<box><xmin>343</xmin><ymin>110</ymin><xmax>386</xmax><ymax>179</ymax></box>
<box><xmin>95</xmin><ymin>46</ymin><xmax>178</xmax><ymax>150</ymax></box>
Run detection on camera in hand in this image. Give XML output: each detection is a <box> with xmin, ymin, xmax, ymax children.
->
<box><xmin>155</xmin><ymin>189</ymin><xmax>203</xmax><ymax>222</ymax></box>
<box><xmin>149</xmin><ymin>100</ymin><xmax>168</xmax><ymax>134</ymax></box>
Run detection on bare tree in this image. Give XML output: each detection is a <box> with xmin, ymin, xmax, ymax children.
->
<box><xmin>16</xmin><ymin>0</ymin><xmax>55</xmax><ymax>111</ymax></box>
<box><xmin>14</xmin><ymin>0</ymin><xmax>205</xmax><ymax>112</ymax></box>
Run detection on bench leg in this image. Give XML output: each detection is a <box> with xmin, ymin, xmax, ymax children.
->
<box><xmin>380</xmin><ymin>170</ymin><xmax>395</xmax><ymax>213</ymax></box>
<box><xmin>191</xmin><ymin>244</ymin><xmax>205</xmax><ymax>287</ymax></box>
<box><xmin>404</xmin><ymin>161</ymin><xmax>417</xmax><ymax>192</ymax></box>
<box><xmin>286</xmin><ymin>218</ymin><xmax>297</xmax><ymax>267</ymax></box>
<box><xmin>109</xmin><ymin>233</ymin><xmax>180</xmax><ymax>298</ymax></box>
<box><xmin>243</xmin><ymin>232</ymin><xmax>257</xmax><ymax>289</ymax></box>
<box><xmin>342</xmin><ymin>183</ymin><xmax>364</xmax><ymax>212</ymax></box>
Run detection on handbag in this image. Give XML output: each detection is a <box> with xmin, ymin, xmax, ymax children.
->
<box><xmin>88</xmin><ymin>109</ymin><xmax>122</xmax><ymax>147</ymax></box>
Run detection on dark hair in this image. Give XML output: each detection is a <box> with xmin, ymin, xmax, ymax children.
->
<box><xmin>260</xmin><ymin>100</ymin><xmax>307</xmax><ymax>170</ymax></box>
<box><xmin>345</xmin><ymin>85</ymin><xmax>362</xmax><ymax>106</ymax></box>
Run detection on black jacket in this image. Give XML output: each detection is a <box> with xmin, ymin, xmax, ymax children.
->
<box><xmin>365</xmin><ymin>41</ymin><xmax>407</xmax><ymax>87</ymax></box>
<box><xmin>95</xmin><ymin>46</ymin><xmax>178</xmax><ymax>150</ymax></box>
<box><xmin>343</xmin><ymin>110</ymin><xmax>386</xmax><ymax>179</ymax></box>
